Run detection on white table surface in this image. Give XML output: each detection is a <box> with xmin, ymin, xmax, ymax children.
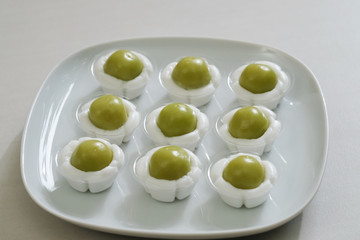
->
<box><xmin>1</xmin><ymin>0</ymin><xmax>359</xmax><ymax>239</ymax></box>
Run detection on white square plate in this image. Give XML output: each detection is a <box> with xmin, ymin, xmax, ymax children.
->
<box><xmin>21</xmin><ymin>37</ymin><xmax>328</xmax><ymax>239</ymax></box>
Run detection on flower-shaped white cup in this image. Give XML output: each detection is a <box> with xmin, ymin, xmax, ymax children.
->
<box><xmin>134</xmin><ymin>146</ymin><xmax>202</xmax><ymax>202</ymax></box>
<box><xmin>160</xmin><ymin>59</ymin><xmax>221</xmax><ymax>107</ymax></box>
<box><xmin>78</xmin><ymin>95</ymin><xmax>140</xmax><ymax>145</ymax></box>
<box><xmin>218</xmin><ymin>105</ymin><xmax>281</xmax><ymax>155</ymax></box>
<box><xmin>229</xmin><ymin>61</ymin><xmax>290</xmax><ymax>109</ymax></box>
<box><xmin>144</xmin><ymin>103</ymin><xmax>209</xmax><ymax>151</ymax></box>
<box><xmin>93</xmin><ymin>50</ymin><xmax>153</xmax><ymax>100</ymax></box>
<box><xmin>209</xmin><ymin>153</ymin><xmax>277</xmax><ymax>208</ymax></box>
<box><xmin>57</xmin><ymin>137</ymin><xmax>124</xmax><ymax>193</ymax></box>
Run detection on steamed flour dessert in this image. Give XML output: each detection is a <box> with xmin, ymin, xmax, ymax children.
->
<box><xmin>209</xmin><ymin>153</ymin><xmax>277</xmax><ymax>208</ymax></box>
<box><xmin>57</xmin><ymin>137</ymin><xmax>124</xmax><ymax>193</ymax></box>
<box><xmin>78</xmin><ymin>94</ymin><xmax>140</xmax><ymax>145</ymax></box>
<box><xmin>93</xmin><ymin>49</ymin><xmax>153</xmax><ymax>99</ymax></box>
<box><xmin>218</xmin><ymin>105</ymin><xmax>281</xmax><ymax>155</ymax></box>
<box><xmin>229</xmin><ymin>61</ymin><xmax>290</xmax><ymax>109</ymax></box>
<box><xmin>145</xmin><ymin>102</ymin><xmax>209</xmax><ymax>151</ymax></box>
<box><xmin>135</xmin><ymin>146</ymin><xmax>202</xmax><ymax>202</ymax></box>
<box><xmin>160</xmin><ymin>56</ymin><xmax>221</xmax><ymax>107</ymax></box>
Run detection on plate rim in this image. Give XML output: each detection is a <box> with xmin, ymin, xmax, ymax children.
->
<box><xmin>20</xmin><ymin>36</ymin><xmax>329</xmax><ymax>239</ymax></box>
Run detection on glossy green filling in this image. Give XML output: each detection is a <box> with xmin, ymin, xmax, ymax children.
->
<box><xmin>172</xmin><ymin>56</ymin><xmax>211</xmax><ymax>89</ymax></box>
<box><xmin>89</xmin><ymin>95</ymin><xmax>128</xmax><ymax>130</ymax></box>
<box><xmin>239</xmin><ymin>64</ymin><xmax>277</xmax><ymax>93</ymax></box>
<box><xmin>223</xmin><ymin>155</ymin><xmax>265</xmax><ymax>189</ymax></box>
<box><xmin>156</xmin><ymin>103</ymin><xmax>197</xmax><ymax>137</ymax></box>
<box><xmin>103</xmin><ymin>50</ymin><xmax>143</xmax><ymax>81</ymax></box>
<box><xmin>70</xmin><ymin>140</ymin><xmax>113</xmax><ymax>172</ymax></box>
<box><xmin>228</xmin><ymin>106</ymin><xmax>270</xmax><ymax>139</ymax></box>
<box><xmin>149</xmin><ymin>146</ymin><xmax>191</xmax><ymax>180</ymax></box>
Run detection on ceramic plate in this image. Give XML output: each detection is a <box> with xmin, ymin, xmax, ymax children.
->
<box><xmin>21</xmin><ymin>37</ymin><xmax>328</xmax><ymax>239</ymax></box>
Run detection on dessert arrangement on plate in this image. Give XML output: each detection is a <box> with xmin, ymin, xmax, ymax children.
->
<box><xmin>57</xmin><ymin>48</ymin><xmax>290</xmax><ymax>208</ymax></box>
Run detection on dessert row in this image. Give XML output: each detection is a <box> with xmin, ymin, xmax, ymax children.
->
<box><xmin>56</xmin><ymin>49</ymin><xmax>290</xmax><ymax>209</ymax></box>
<box><xmin>93</xmin><ymin>49</ymin><xmax>290</xmax><ymax>108</ymax></box>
